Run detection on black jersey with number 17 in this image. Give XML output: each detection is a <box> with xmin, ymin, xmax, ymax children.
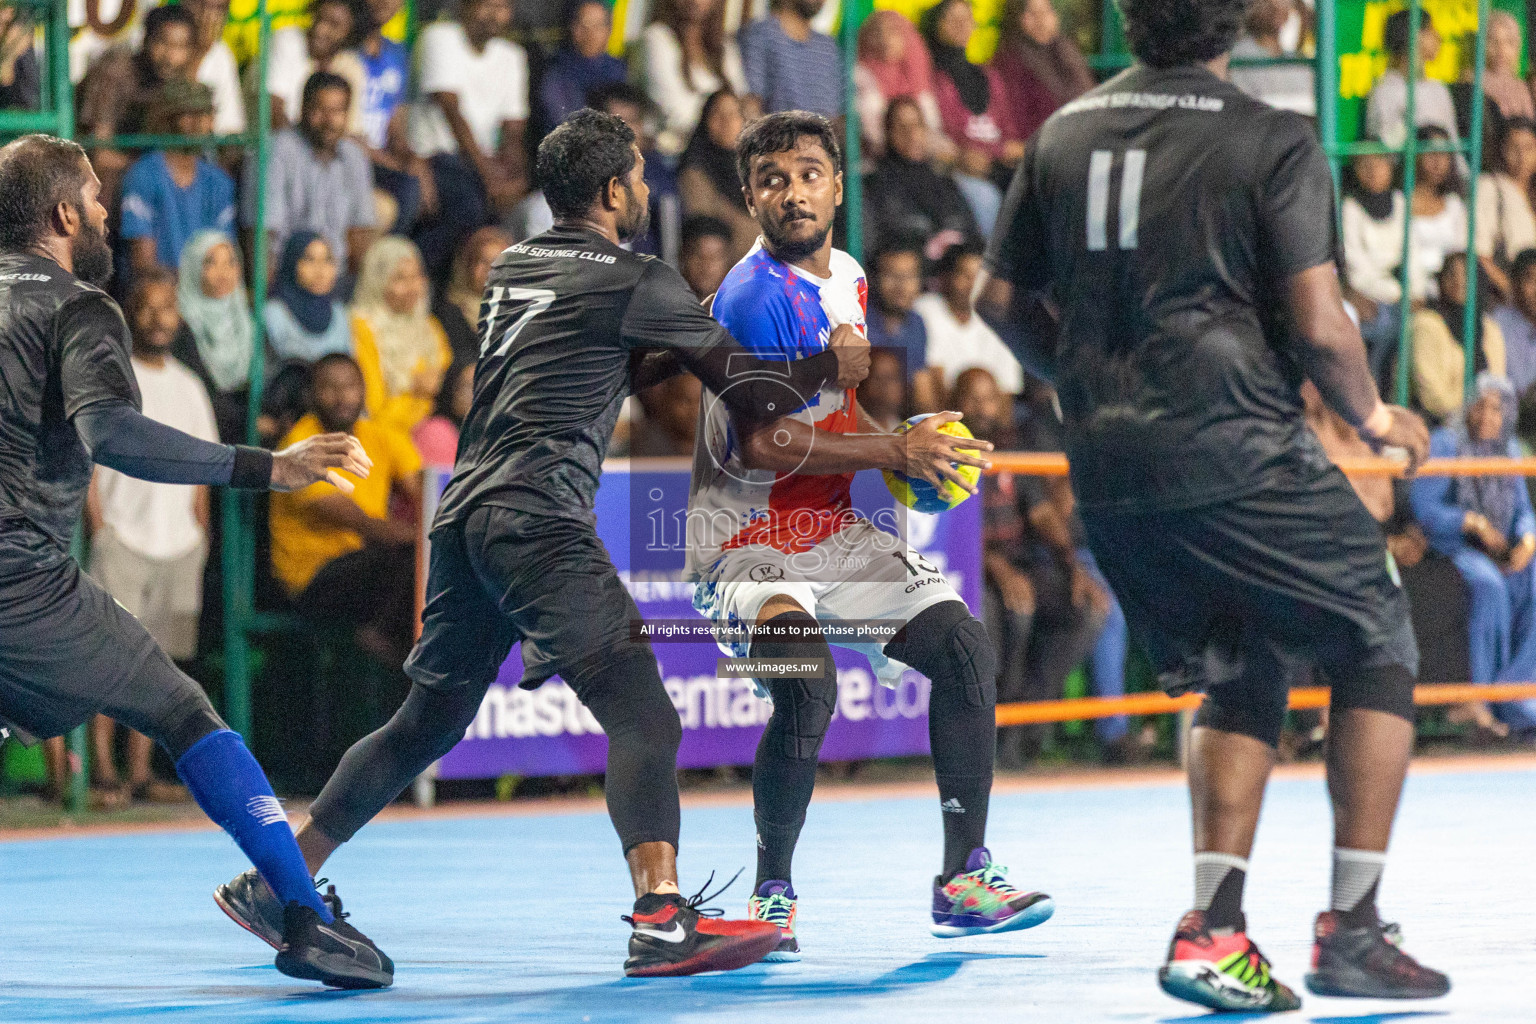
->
<box><xmin>435</xmin><ymin>224</ymin><xmax>838</xmax><ymax>529</ymax></box>
<box><xmin>986</xmin><ymin>64</ymin><xmax>1339</xmax><ymax>514</ymax></box>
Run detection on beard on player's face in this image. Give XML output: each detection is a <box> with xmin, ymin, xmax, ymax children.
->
<box><xmin>615</xmin><ymin>182</ymin><xmax>650</xmax><ymax>243</ymax></box>
<box><xmin>762</xmin><ymin>208</ymin><xmax>831</xmax><ymax>265</ymax></box>
<box><xmin>70</xmin><ymin>210</ymin><xmax>114</xmax><ymax>288</ymax></box>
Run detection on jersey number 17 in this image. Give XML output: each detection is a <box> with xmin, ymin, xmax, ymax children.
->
<box><xmin>1086</xmin><ymin>149</ymin><xmax>1146</xmax><ymax>252</ymax></box>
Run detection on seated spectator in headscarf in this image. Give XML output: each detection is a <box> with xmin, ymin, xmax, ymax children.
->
<box><xmin>1482</xmin><ymin>11</ymin><xmax>1534</xmax><ymax>123</ymax></box>
<box><xmin>413</xmin><ymin>358</ymin><xmax>475</xmax><ymax>468</ymax></box>
<box><xmin>857</xmin><ymin>347</ymin><xmax>907</xmax><ymax>432</ymax></box>
<box><xmin>1229</xmin><ymin>0</ymin><xmax>1314</xmax><ymax>114</ymax></box>
<box><xmin>349</xmin><ymin>237</ymin><xmax>452</xmax><ymax>435</ymax></box>
<box><xmin>1494</xmin><ymin>249</ymin><xmax>1536</xmax><ymax>397</ymax></box>
<box><xmin>678</xmin><ymin>89</ymin><xmax>756</xmax><ymax>262</ymax></box>
<box><xmin>171</xmin><ymin>230</ymin><xmax>253</xmax><ymax>444</ymax></box>
<box><xmin>0</xmin><ymin>4</ymin><xmax>39</xmax><ymax>111</ymax></box>
<box><xmin>119</xmin><ymin>81</ymin><xmax>236</xmax><ymax>280</ymax></box>
<box><xmin>679</xmin><ymin>215</ymin><xmax>733</xmax><ymax>300</ymax></box>
<box><xmin>855</xmin><ymin>9</ymin><xmax>944</xmax><ymax>158</ymax></box>
<box><xmin>266</xmin><ymin>231</ymin><xmax>353</xmax><ymax>365</ymax></box>
<box><xmin>256</xmin><ymin>0</ymin><xmax>367</xmax><ymax>132</ymax></box>
<box><xmin>922</xmin><ymin>0</ymin><xmax>1022</xmax><ymax>231</ymax></box>
<box><xmin>863</xmin><ymin>96</ymin><xmax>979</xmax><ymax>256</ymax></box>
<box><xmin>990</xmin><ymin>0</ymin><xmax>1095</xmax><ymax>141</ymax></box>
<box><xmin>270</xmin><ymin>353</ymin><xmax>423</xmax><ymax>666</ymax></box>
<box><xmin>435</xmin><ymin>226</ymin><xmax>512</xmax><ymax>364</ymax></box>
<box><xmin>1413</xmin><ymin>253</ymin><xmax>1506</xmax><ymax>422</ymax></box>
<box><xmin>537</xmin><ymin>0</ymin><xmax>627</xmax><ymax>131</ymax></box>
<box><xmin>1411</xmin><ymin>373</ymin><xmax>1536</xmax><ymax>735</ymax></box>
<box><xmin>1477</xmin><ymin>118</ymin><xmax>1536</xmax><ymax>301</ymax></box>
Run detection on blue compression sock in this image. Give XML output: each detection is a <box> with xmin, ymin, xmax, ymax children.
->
<box><xmin>176</xmin><ymin>730</ymin><xmax>332</xmax><ymax>923</ymax></box>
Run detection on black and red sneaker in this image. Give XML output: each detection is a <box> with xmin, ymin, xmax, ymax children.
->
<box><xmin>623</xmin><ymin>873</ymin><xmax>781</xmax><ymax>978</ymax></box>
<box><xmin>1304</xmin><ymin>911</ymin><xmax>1450</xmax><ymax>999</ymax></box>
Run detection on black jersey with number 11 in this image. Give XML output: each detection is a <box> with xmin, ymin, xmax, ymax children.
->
<box><xmin>986</xmin><ymin>64</ymin><xmax>1339</xmax><ymax>515</ymax></box>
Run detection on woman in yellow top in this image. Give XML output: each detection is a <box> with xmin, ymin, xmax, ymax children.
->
<box><xmin>349</xmin><ymin>236</ymin><xmax>452</xmax><ymax>434</ymax></box>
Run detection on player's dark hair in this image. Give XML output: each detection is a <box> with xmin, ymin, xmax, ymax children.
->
<box><xmin>932</xmin><ymin>240</ymin><xmax>984</xmax><ymax>280</ymax></box>
<box><xmin>0</xmin><ymin>135</ymin><xmax>92</xmax><ymax>251</ymax></box>
<box><xmin>1513</xmin><ymin>248</ymin><xmax>1536</xmax><ymax>284</ymax></box>
<box><xmin>735</xmin><ymin>110</ymin><xmax>842</xmax><ymax>189</ymax></box>
<box><xmin>681</xmin><ymin>214</ymin><xmax>732</xmax><ymax>252</ymax></box>
<box><xmin>1383</xmin><ymin>9</ymin><xmax>1435</xmax><ymax>60</ymax></box>
<box><xmin>302</xmin><ymin>70</ymin><xmax>352</xmax><ymax>113</ymax></box>
<box><xmin>536</xmin><ymin>109</ymin><xmax>638</xmax><ymax>220</ymax></box>
<box><xmin>124</xmin><ymin>266</ymin><xmax>179</xmax><ymax>325</ymax></box>
<box><xmin>1116</xmin><ymin>0</ymin><xmax>1247</xmax><ymax>68</ymax></box>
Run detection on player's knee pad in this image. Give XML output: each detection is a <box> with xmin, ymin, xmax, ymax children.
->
<box><xmin>1327</xmin><ymin>660</ymin><xmax>1416</xmax><ymax>724</ymax></box>
<box><xmin>1194</xmin><ymin>673</ymin><xmax>1290</xmax><ymax>748</ymax></box>
<box><xmin>753</xmin><ymin>611</ymin><xmax>836</xmax><ymax>760</ymax></box>
<box><xmin>886</xmin><ymin>600</ymin><xmax>997</xmax><ymax>709</ymax></box>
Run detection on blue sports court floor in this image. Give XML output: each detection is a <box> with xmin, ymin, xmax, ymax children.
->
<box><xmin>2</xmin><ymin>758</ymin><xmax>1531</xmax><ymax>1023</ymax></box>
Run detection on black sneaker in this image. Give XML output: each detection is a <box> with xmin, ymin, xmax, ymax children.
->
<box><xmin>214</xmin><ymin>869</ymin><xmax>341</xmax><ymax>951</ymax></box>
<box><xmin>1305</xmin><ymin>911</ymin><xmax>1450</xmax><ymax>999</ymax></box>
<box><xmin>274</xmin><ymin>901</ymin><xmax>394</xmax><ymax>989</ymax></box>
<box><xmin>623</xmin><ymin>872</ymin><xmax>781</xmax><ymax>977</ymax></box>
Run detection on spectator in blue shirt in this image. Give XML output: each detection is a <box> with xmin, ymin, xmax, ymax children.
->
<box><xmin>119</xmin><ymin>81</ymin><xmax>236</xmax><ymax>281</ymax></box>
<box><xmin>1493</xmin><ymin>249</ymin><xmax>1536</xmax><ymax>398</ymax></box>
<box><xmin>739</xmin><ymin>0</ymin><xmax>843</xmax><ymax>117</ymax></box>
<box><xmin>866</xmin><ymin>245</ymin><xmax>929</xmax><ymax>372</ymax></box>
<box><xmin>356</xmin><ymin>0</ymin><xmax>433</xmax><ymax>235</ymax></box>
<box><xmin>537</xmin><ymin>0</ymin><xmax>627</xmax><ymax>131</ymax></box>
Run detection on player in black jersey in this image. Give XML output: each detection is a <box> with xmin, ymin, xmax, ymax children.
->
<box><xmin>214</xmin><ymin>110</ymin><xmax>871</xmax><ymax>978</ymax></box>
<box><xmin>976</xmin><ymin>0</ymin><xmax>1449</xmax><ymax>1012</ymax></box>
<box><xmin>0</xmin><ymin>135</ymin><xmax>391</xmax><ymax>988</ymax></box>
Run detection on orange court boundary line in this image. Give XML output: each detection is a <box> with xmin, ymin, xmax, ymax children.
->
<box><xmin>985</xmin><ymin>453</ymin><xmax>1536</xmax><ymax>478</ymax></box>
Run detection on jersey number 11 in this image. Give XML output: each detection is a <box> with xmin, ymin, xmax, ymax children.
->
<box><xmin>1086</xmin><ymin>149</ymin><xmax>1146</xmax><ymax>252</ymax></box>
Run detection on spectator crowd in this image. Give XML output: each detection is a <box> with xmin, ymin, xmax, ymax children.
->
<box><xmin>6</xmin><ymin>0</ymin><xmax>1536</xmax><ymax>802</ymax></box>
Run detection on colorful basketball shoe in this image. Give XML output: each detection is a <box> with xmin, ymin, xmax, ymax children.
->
<box><xmin>930</xmin><ymin>847</ymin><xmax>1055</xmax><ymax>937</ymax></box>
<box><xmin>1304</xmin><ymin>912</ymin><xmax>1450</xmax><ymax>999</ymax></box>
<box><xmin>1158</xmin><ymin>909</ymin><xmax>1302</xmax><ymax>1012</ymax></box>
<box><xmin>623</xmin><ymin>873</ymin><xmax>781</xmax><ymax>977</ymax></box>
<box><xmin>747</xmin><ymin>881</ymin><xmax>800</xmax><ymax>961</ymax></box>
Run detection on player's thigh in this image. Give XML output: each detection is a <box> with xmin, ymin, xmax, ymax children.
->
<box><xmin>405</xmin><ymin>520</ymin><xmax>517</xmax><ymax>694</ymax></box>
<box><xmin>812</xmin><ymin>522</ymin><xmax>963</xmax><ymax>636</ymax></box>
<box><xmin>0</xmin><ymin>532</ymin><xmax>162</xmax><ymax>740</ymax></box>
<box><xmin>464</xmin><ymin>506</ymin><xmax>654</xmax><ymax>687</ymax></box>
<box><xmin>693</xmin><ymin>546</ymin><xmax>818</xmax><ymax>649</ymax></box>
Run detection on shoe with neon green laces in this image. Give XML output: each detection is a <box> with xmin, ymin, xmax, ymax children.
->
<box><xmin>1158</xmin><ymin>909</ymin><xmax>1302</xmax><ymax>1012</ymax></box>
<box><xmin>930</xmin><ymin>848</ymin><xmax>1054</xmax><ymax>937</ymax></box>
<box><xmin>747</xmin><ymin>881</ymin><xmax>800</xmax><ymax>961</ymax></box>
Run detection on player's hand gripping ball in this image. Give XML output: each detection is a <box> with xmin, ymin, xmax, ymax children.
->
<box><xmin>883</xmin><ymin>414</ymin><xmax>983</xmax><ymax>514</ymax></box>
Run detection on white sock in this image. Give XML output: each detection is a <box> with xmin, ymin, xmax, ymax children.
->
<box><xmin>1331</xmin><ymin>847</ymin><xmax>1387</xmax><ymax>915</ymax></box>
<box><xmin>1193</xmin><ymin>852</ymin><xmax>1248</xmax><ymax>910</ymax></box>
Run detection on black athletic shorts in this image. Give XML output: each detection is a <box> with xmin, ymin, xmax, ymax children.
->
<box><xmin>0</xmin><ymin>517</ymin><xmax>163</xmax><ymax>740</ymax></box>
<box><xmin>1079</xmin><ymin>458</ymin><xmax>1418</xmax><ymax>696</ymax></box>
<box><xmin>405</xmin><ymin>505</ymin><xmax>654</xmax><ymax>694</ymax></box>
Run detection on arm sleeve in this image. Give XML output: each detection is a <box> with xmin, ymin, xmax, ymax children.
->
<box><xmin>985</xmin><ymin>144</ymin><xmax>1050</xmax><ymax>292</ymax></box>
<box><xmin>620</xmin><ymin>260</ymin><xmax>837</xmax><ymax>423</ymax></box>
<box><xmin>1257</xmin><ymin>114</ymin><xmax>1339</xmax><ymax>280</ymax></box>
<box><xmin>72</xmin><ymin>400</ymin><xmax>272</xmax><ymax>488</ymax></box>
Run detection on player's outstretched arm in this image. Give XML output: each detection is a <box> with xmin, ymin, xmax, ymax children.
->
<box><xmin>740</xmin><ymin>410</ymin><xmax>992</xmax><ymax>491</ymax></box>
<box><xmin>73</xmin><ymin>400</ymin><xmax>371</xmax><ymax>492</ymax></box>
<box><xmin>1286</xmin><ymin>263</ymin><xmax>1430</xmax><ymax>472</ymax></box>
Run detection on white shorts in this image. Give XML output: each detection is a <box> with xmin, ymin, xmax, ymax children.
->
<box><xmin>692</xmin><ymin>520</ymin><xmax>962</xmax><ymax>684</ymax></box>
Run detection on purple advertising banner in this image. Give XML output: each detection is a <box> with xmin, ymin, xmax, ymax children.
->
<box><xmin>433</xmin><ymin>462</ymin><xmax>981</xmax><ymax>780</ymax></box>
